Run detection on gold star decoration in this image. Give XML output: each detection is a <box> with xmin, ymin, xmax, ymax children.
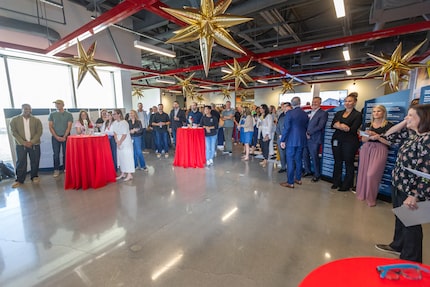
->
<box><xmin>365</xmin><ymin>40</ymin><xmax>428</xmax><ymax>92</ymax></box>
<box><xmin>161</xmin><ymin>0</ymin><xmax>253</xmax><ymax>76</ymax></box>
<box><xmin>220</xmin><ymin>85</ymin><xmax>231</xmax><ymax>100</ymax></box>
<box><xmin>174</xmin><ymin>73</ymin><xmax>196</xmax><ymax>97</ymax></box>
<box><xmin>132</xmin><ymin>87</ymin><xmax>144</xmax><ymax>98</ymax></box>
<box><xmin>238</xmin><ymin>90</ymin><xmax>248</xmax><ymax>101</ymax></box>
<box><xmin>280</xmin><ymin>78</ymin><xmax>299</xmax><ymax>94</ymax></box>
<box><xmin>196</xmin><ymin>94</ymin><xmax>205</xmax><ymax>104</ymax></box>
<box><xmin>221</xmin><ymin>58</ymin><xmax>255</xmax><ymax>90</ymax></box>
<box><xmin>59</xmin><ymin>40</ymin><xmax>104</xmax><ymax>87</ymax></box>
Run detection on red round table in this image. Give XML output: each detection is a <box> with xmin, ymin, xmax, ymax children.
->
<box><xmin>299</xmin><ymin>257</ymin><xmax>430</xmax><ymax>287</ymax></box>
<box><xmin>65</xmin><ymin>135</ymin><xmax>117</xmax><ymax>190</ymax></box>
<box><xmin>173</xmin><ymin>127</ymin><xmax>206</xmax><ymax>168</ymax></box>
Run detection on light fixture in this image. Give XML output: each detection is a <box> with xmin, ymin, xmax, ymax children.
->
<box><xmin>134</xmin><ymin>40</ymin><xmax>176</xmax><ymax>58</ymax></box>
<box><xmin>39</xmin><ymin>0</ymin><xmax>63</xmax><ymax>9</ymax></box>
<box><xmin>342</xmin><ymin>47</ymin><xmax>350</xmax><ymax>61</ymax></box>
<box><xmin>221</xmin><ymin>67</ymin><xmax>232</xmax><ymax>74</ymax></box>
<box><xmin>333</xmin><ymin>0</ymin><xmax>345</xmax><ymax>18</ymax></box>
<box><xmin>169</xmin><ymin>90</ymin><xmax>182</xmax><ymax>94</ymax></box>
<box><xmin>156</xmin><ymin>78</ymin><xmax>176</xmax><ymax>85</ymax></box>
<box><xmin>257</xmin><ymin>79</ymin><xmax>268</xmax><ymax>84</ymax></box>
<box><xmin>199</xmin><ymin>86</ymin><xmax>213</xmax><ymax>90</ymax></box>
<box><xmin>346</xmin><ymin>69</ymin><xmax>352</xmax><ymax>76</ymax></box>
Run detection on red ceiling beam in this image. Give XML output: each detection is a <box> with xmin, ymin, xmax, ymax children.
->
<box><xmin>257</xmin><ymin>21</ymin><xmax>430</xmax><ymax>60</ymax></box>
<box><xmin>44</xmin><ymin>0</ymin><xmax>160</xmax><ymax>55</ymax></box>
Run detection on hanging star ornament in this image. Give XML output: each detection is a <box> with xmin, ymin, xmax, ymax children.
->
<box><xmin>161</xmin><ymin>0</ymin><xmax>253</xmax><ymax>76</ymax></box>
<box><xmin>280</xmin><ymin>78</ymin><xmax>299</xmax><ymax>94</ymax></box>
<box><xmin>174</xmin><ymin>73</ymin><xmax>196</xmax><ymax>96</ymax></box>
<box><xmin>220</xmin><ymin>85</ymin><xmax>231</xmax><ymax>100</ymax></box>
<box><xmin>58</xmin><ymin>40</ymin><xmax>105</xmax><ymax>87</ymax></box>
<box><xmin>221</xmin><ymin>58</ymin><xmax>255</xmax><ymax>90</ymax></box>
<box><xmin>132</xmin><ymin>87</ymin><xmax>144</xmax><ymax>98</ymax></box>
<box><xmin>196</xmin><ymin>94</ymin><xmax>205</xmax><ymax>104</ymax></box>
<box><xmin>365</xmin><ymin>39</ymin><xmax>428</xmax><ymax>92</ymax></box>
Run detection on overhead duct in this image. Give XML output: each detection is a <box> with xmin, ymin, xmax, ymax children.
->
<box><xmin>0</xmin><ymin>15</ymin><xmax>60</xmax><ymax>43</ymax></box>
<box><xmin>370</xmin><ymin>0</ymin><xmax>430</xmax><ymax>26</ymax></box>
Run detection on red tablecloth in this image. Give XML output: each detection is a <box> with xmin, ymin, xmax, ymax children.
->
<box><xmin>65</xmin><ymin>135</ymin><xmax>116</xmax><ymax>190</ymax></box>
<box><xmin>299</xmin><ymin>257</ymin><xmax>430</xmax><ymax>287</ymax></box>
<box><xmin>173</xmin><ymin>127</ymin><xmax>206</xmax><ymax>168</ymax></box>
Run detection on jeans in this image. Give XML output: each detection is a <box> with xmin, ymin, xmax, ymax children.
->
<box><xmin>277</xmin><ymin>137</ymin><xmax>286</xmax><ymax>169</ymax></box>
<box><xmin>141</xmin><ymin>128</ymin><xmax>146</xmax><ymax>150</ymax></box>
<box><xmin>15</xmin><ymin>145</ymin><xmax>40</xmax><ymax>183</ymax></box>
<box><xmin>155</xmin><ymin>130</ymin><xmax>169</xmax><ymax>153</ymax></box>
<box><xmin>52</xmin><ymin>136</ymin><xmax>67</xmax><ymax>170</ymax></box>
<box><xmin>286</xmin><ymin>146</ymin><xmax>304</xmax><ymax>184</ymax></box>
<box><xmin>223</xmin><ymin>127</ymin><xmax>233</xmax><ymax>152</ymax></box>
<box><xmin>108</xmin><ymin>135</ymin><xmax>117</xmax><ymax>171</ymax></box>
<box><xmin>132</xmin><ymin>136</ymin><xmax>146</xmax><ymax>168</ymax></box>
<box><xmin>205</xmin><ymin>135</ymin><xmax>217</xmax><ymax>161</ymax></box>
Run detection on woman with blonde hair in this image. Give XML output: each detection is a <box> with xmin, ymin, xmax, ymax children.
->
<box><xmin>239</xmin><ymin>107</ymin><xmax>254</xmax><ymax>161</ymax></box>
<box><xmin>128</xmin><ymin>109</ymin><xmax>148</xmax><ymax>171</ymax></box>
<box><xmin>356</xmin><ymin>105</ymin><xmax>393</xmax><ymax>206</ymax></box>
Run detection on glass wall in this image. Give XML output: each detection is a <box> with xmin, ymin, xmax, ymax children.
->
<box><xmin>0</xmin><ymin>52</ymin><xmax>118</xmax><ymax>164</ymax></box>
<box><xmin>7</xmin><ymin>58</ymin><xmax>74</xmax><ymax>108</ymax></box>
<box><xmin>0</xmin><ymin>56</ymin><xmax>12</xmax><ymax>162</ymax></box>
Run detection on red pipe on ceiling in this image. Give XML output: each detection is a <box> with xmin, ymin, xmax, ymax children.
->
<box><xmin>44</xmin><ymin>0</ymin><xmax>160</xmax><ymax>55</ymax></box>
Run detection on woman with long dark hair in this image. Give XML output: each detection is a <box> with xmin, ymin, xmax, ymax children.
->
<box><xmin>257</xmin><ymin>104</ymin><xmax>273</xmax><ymax>167</ymax></box>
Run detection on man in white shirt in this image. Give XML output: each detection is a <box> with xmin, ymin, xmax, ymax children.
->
<box><xmin>137</xmin><ymin>102</ymin><xmax>149</xmax><ymax>153</ymax></box>
<box><xmin>10</xmin><ymin>104</ymin><xmax>43</xmax><ymax>188</ymax></box>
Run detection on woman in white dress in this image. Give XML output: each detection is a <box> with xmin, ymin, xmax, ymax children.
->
<box><xmin>112</xmin><ymin>109</ymin><xmax>134</xmax><ymax>181</ymax></box>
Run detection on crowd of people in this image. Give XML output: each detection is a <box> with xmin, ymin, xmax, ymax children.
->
<box><xmin>7</xmin><ymin>96</ymin><xmax>430</xmax><ymax>263</ymax></box>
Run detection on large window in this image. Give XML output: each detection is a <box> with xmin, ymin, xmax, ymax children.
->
<box><xmin>6</xmin><ymin>58</ymin><xmax>74</xmax><ymax>108</ymax></box>
<box><xmin>0</xmin><ymin>56</ymin><xmax>12</xmax><ymax>162</ymax></box>
<box><xmin>73</xmin><ymin>67</ymin><xmax>116</xmax><ymax>108</ymax></box>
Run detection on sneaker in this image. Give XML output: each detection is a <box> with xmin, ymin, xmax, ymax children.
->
<box><xmin>375</xmin><ymin>244</ymin><xmax>400</xmax><ymax>255</ymax></box>
<box><xmin>206</xmin><ymin>160</ymin><xmax>211</xmax><ymax>166</ymax></box>
<box><xmin>53</xmin><ymin>170</ymin><xmax>60</xmax><ymax>178</ymax></box>
<box><xmin>142</xmin><ymin>167</ymin><xmax>149</xmax><ymax>172</ymax></box>
<box><xmin>156</xmin><ymin>153</ymin><xmax>161</xmax><ymax>158</ymax></box>
<box><xmin>142</xmin><ymin>150</ymin><xmax>150</xmax><ymax>154</ymax></box>
<box><xmin>165</xmin><ymin>153</ymin><xmax>169</xmax><ymax>158</ymax></box>
<box><xmin>209</xmin><ymin>159</ymin><xmax>213</xmax><ymax>165</ymax></box>
<box><xmin>12</xmin><ymin>181</ymin><xmax>21</xmax><ymax>188</ymax></box>
<box><xmin>32</xmin><ymin>177</ymin><xmax>40</xmax><ymax>184</ymax></box>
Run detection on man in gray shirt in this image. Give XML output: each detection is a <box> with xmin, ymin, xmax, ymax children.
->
<box><xmin>221</xmin><ymin>101</ymin><xmax>235</xmax><ymax>155</ymax></box>
<box><xmin>48</xmin><ymin>99</ymin><xmax>73</xmax><ymax>177</ymax></box>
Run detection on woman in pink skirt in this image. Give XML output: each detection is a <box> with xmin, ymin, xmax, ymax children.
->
<box><xmin>356</xmin><ymin>105</ymin><xmax>393</xmax><ymax>206</ymax></box>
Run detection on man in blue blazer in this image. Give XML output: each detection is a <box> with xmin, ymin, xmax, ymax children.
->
<box><xmin>303</xmin><ymin>97</ymin><xmax>328</xmax><ymax>182</ymax></box>
<box><xmin>280</xmin><ymin>97</ymin><xmax>309</xmax><ymax>188</ymax></box>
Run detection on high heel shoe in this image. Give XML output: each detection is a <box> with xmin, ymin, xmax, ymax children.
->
<box><xmin>123</xmin><ymin>175</ymin><xmax>133</xmax><ymax>182</ymax></box>
<box><xmin>116</xmin><ymin>174</ymin><xmax>125</xmax><ymax>180</ymax></box>
<box><xmin>260</xmin><ymin>159</ymin><xmax>267</xmax><ymax>167</ymax></box>
<box><xmin>242</xmin><ymin>157</ymin><xmax>249</xmax><ymax>161</ymax></box>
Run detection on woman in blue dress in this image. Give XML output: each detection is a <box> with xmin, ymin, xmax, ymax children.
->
<box><xmin>240</xmin><ymin>107</ymin><xmax>254</xmax><ymax>161</ymax></box>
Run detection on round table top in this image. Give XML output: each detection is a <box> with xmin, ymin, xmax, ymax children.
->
<box><xmin>299</xmin><ymin>257</ymin><xmax>430</xmax><ymax>287</ymax></box>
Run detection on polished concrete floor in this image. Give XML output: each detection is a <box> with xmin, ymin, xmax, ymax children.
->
<box><xmin>0</xmin><ymin>147</ymin><xmax>429</xmax><ymax>287</ymax></box>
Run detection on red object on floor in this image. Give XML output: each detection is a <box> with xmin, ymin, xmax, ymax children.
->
<box><xmin>299</xmin><ymin>257</ymin><xmax>430</xmax><ymax>287</ymax></box>
<box><xmin>173</xmin><ymin>127</ymin><xmax>206</xmax><ymax>168</ymax></box>
<box><xmin>65</xmin><ymin>135</ymin><xmax>116</xmax><ymax>190</ymax></box>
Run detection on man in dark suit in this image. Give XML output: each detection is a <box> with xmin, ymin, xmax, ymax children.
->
<box><xmin>280</xmin><ymin>97</ymin><xmax>309</xmax><ymax>188</ymax></box>
<box><xmin>303</xmin><ymin>97</ymin><xmax>328</xmax><ymax>182</ymax></box>
<box><xmin>169</xmin><ymin>101</ymin><xmax>187</xmax><ymax>147</ymax></box>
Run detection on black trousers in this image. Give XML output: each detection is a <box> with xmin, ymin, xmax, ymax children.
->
<box><xmin>15</xmin><ymin>144</ymin><xmax>40</xmax><ymax>183</ymax></box>
<box><xmin>331</xmin><ymin>139</ymin><xmax>359</xmax><ymax>189</ymax></box>
<box><xmin>389</xmin><ymin>186</ymin><xmax>423</xmax><ymax>263</ymax></box>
